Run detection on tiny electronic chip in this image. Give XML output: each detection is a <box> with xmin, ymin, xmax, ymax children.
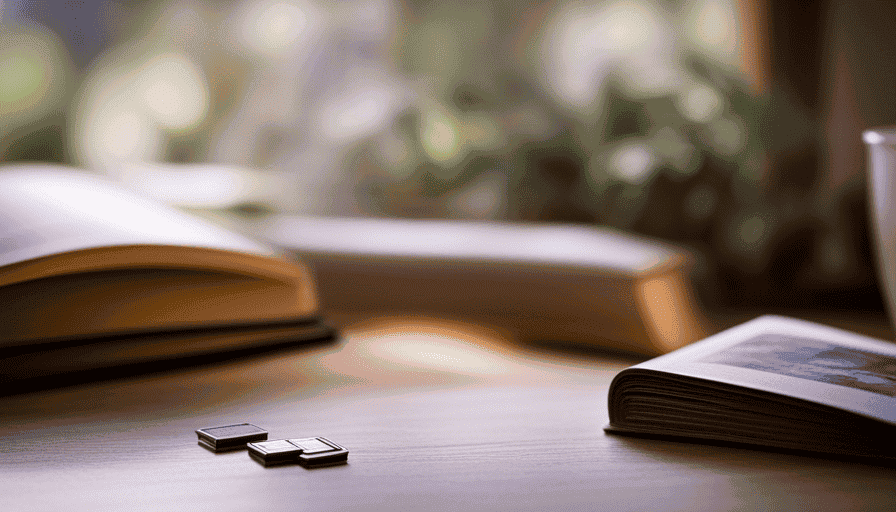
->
<box><xmin>247</xmin><ymin>439</ymin><xmax>304</xmax><ymax>466</ymax></box>
<box><xmin>247</xmin><ymin>437</ymin><xmax>349</xmax><ymax>468</ymax></box>
<box><xmin>196</xmin><ymin>423</ymin><xmax>268</xmax><ymax>452</ymax></box>
<box><xmin>291</xmin><ymin>437</ymin><xmax>349</xmax><ymax>468</ymax></box>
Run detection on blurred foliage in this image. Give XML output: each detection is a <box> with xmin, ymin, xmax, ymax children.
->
<box><xmin>0</xmin><ymin>0</ymin><xmax>884</xmax><ymax>312</ymax></box>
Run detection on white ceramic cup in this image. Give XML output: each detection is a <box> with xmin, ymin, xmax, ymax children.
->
<box><xmin>864</xmin><ymin>127</ymin><xmax>896</xmax><ymax>325</ymax></box>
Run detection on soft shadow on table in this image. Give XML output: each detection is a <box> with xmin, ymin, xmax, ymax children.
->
<box><xmin>0</xmin><ymin>315</ymin><xmax>637</xmax><ymax>424</ymax></box>
<box><xmin>3</xmin><ymin>308</ymin><xmax>891</xmax><ymax>426</ymax></box>
<box><xmin>606</xmin><ymin>434</ymin><xmax>896</xmax><ymax>510</ymax></box>
<box><xmin>609</xmin><ymin>430</ymin><xmax>896</xmax><ymax>470</ymax></box>
<box><xmin>0</xmin><ymin>328</ymin><xmax>340</xmax><ymax>397</ymax></box>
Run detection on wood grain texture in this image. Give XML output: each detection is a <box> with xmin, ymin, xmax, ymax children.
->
<box><xmin>1</xmin><ymin>316</ymin><xmax>895</xmax><ymax>511</ymax></box>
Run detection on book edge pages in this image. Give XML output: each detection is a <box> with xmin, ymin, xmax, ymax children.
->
<box><xmin>613</xmin><ymin>315</ymin><xmax>896</xmax><ymax>425</ymax></box>
<box><xmin>0</xmin><ymin>252</ymin><xmax>320</xmax><ymax>345</ymax></box>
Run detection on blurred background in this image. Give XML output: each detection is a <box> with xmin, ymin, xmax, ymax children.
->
<box><xmin>1</xmin><ymin>0</ymin><xmax>894</xmax><ymax>317</ymax></box>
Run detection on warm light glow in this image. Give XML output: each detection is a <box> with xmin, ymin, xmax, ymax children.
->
<box><xmin>421</xmin><ymin>108</ymin><xmax>462</xmax><ymax>166</ymax></box>
<box><xmin>239</xmin><ymin>0</ymin><xmax>319</xmax><ymax>58</ymax></box>
<box><xmin>319</xmin><ymin>76</ymin><xmax>398</xmax><ymax>143</ymax></box>
<box><xmin>137</xmin><ymin>53</ymin><xmax>209</xmax><ymax>132</ymax></box>
<box><xmin>637</xmin><ymin>276</ymin><xmax>683</xmax><ymax>348</ymax></box>
<box><xmin>542</xmin><ymin>4</ymin><xmax>610</xmax><ymax>113</ymax></box>
<box><xmin>74</xmin><ymin>50</ymin><xmax>208</xmax><ymax>169</ymax></box>
<box><xmin>378</xmin><ymin>338</ymin><xmax>506</xmax><ymax>374</ymax></box>
<box><xmin>600</xmin><ymin>0</ymin><xmax>663</xmax><ymax>55</ymax></box>
<box><xmin>541</xmin><ymin>0</ymin><xmax>667</xmax><ymax>115</ymax></box>
<box><xmin>353</xmin><ymin>317</ymin><xmax>516</xmax><ymax>376</ymax></box>
<box><xmin>610</xmin><ymin>141</ymin><xmax>657</xmax><ymax>185</ymax></box>
<box><xmin>83</xmin><ymin>105</ymin><xmax>164</xmax><ymax>168</ymax></box>
<box><xmin>676</xmin><ymin>81</ymin><xmax>723</xmax><ymax>123</ymax></box>
<box><xmin>121</xmin><ymin>163</ymin><xmax>273</xmax><ymax>209</ymax></box>
<box><xmin>683</xmin><ymin>0</ymin><xmax>739</xmax><ymax>65</ymax></box>
<box><xmin>636</xmin><ymin>273</ymin><xmax>704</xmax><ymax>352</ymax></box>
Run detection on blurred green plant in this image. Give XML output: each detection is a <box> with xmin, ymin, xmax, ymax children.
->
<box><xmin>0</xmin><ymin>0</ymin><xmax>882</xmax><ymax>311</ymax></box>
<box><xmin>351</xmin><ymin>0</ymin><xmax>875</xmax><ymax>310</ymax></box>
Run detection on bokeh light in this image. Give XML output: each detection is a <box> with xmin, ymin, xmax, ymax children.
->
<box><xmin>1</xmin><ymin>0</ymin><xmax>878</xmax><ymax>312</ymax></box>
<box><xmin>0</xmin><ymin>23</ymin><xmax>70</xmax><ymax>133</ymax></box>
<box><xmin>238</xmin><ymin>0</ymin><xmax>320</xmax><ymax>59</ymax></box>
<box><xmin>137</xmin><ymin>53</ymin><xmax>208</xmax><ymax>132</ymax></box>
<box><xmin>73</xmin><ymin>49</ymin><xmax>208</xmax><ymax>172</ymax></box>
<box><xmin>683</xmin><ymin>0</ymin><xmax>740</xmax><ymax>66</ymax></box>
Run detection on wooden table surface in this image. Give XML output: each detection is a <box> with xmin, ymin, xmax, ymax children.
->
<box><xmin>2</xmin><ymin>316</ymin><xmax>896</xmax><ymax>511</ymax></box>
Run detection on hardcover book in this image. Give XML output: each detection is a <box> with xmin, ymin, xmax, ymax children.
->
<box><xmin>261</xmin><ymin>215</ymin><xmax>709</xmax><ymax>356</ymax></box>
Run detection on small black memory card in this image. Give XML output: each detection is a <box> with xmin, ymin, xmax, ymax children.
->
<box><xmin>247</xmin><ymin>439</ymin><xmax>305</xmax><ymax>466</ymax></box>
<box><xmin>196</xmin><ymin>423</ymin><xmax>268</xmax><ymax>452</ymax></box>
<box><xmin>292</xmin><ymin>437</ymin><xmax>349</xmax><ymax>468</ymax></box>
<box><xmin>247</xmin><ymin>437</ymin><xmax>349</xmax><ymax>468</ymax></box>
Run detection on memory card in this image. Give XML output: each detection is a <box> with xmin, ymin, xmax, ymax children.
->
<box><xmin>291</xmin><ymin>437</ymin><xmax>349</xmax><ymax>468</ymax></box>
<box><xmin>247</xmin><ymin>437</ymin><xmax>349</xmax><ymax>468</ymax></box>
<box><xmin>196</xmin><ymin>423</ymin><xmax>268</xmax><ymax>452</ymax></box>
<box><xmin>247</xmin><ymin>439</ymin><xmax>305</xmax><ymax>466</ymax></box>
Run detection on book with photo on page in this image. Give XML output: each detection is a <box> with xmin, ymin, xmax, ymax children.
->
<box><xmin>0</xmin><ymin>164</ymin><xmax>334</xmax><ymax>389</ymax></box>
<box><xmin>606</xmin><ymin>315</ymin><xmax>896</xmax><ymax>459</ymax></box>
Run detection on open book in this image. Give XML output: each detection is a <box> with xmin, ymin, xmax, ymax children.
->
<box><xmin>606</xmin><ymin>316</ymin><xmax>896</xmax><ymax>459</ymax></box>
<box><xmin>0</xmin><ymin>165</ymin><xmax>333</xmax><ymax>389</ymax></box>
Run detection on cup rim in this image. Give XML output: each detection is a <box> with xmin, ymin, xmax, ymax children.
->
<box><xmin>863</xmin><ymin>127</ymin><xmax>896</xmax><ymax>145</ymax></box>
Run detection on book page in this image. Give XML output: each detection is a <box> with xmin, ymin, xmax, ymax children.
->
<box><xmin>262</xmin><ymin>215</ymin><xmax>684</xmax><ymax>275</ymax></box>
<box><xmin>0</xmin><ymin>165</ymin><xmax>274</xmax><ymax>268</ymax></box>
<box><xmin>631</xmin><ymin>316</ymin><xmax>896</xmax><ymax>425</ymax></box>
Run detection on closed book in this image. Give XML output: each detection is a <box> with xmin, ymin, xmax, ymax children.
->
<box><xmin>261</xmin><ymin>216</ymin><xmax>708</xmax><ymax>355</ymax></box>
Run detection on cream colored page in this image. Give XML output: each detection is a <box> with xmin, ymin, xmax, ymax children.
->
<box><xmin>0</xmin><ymin>165</ymin><xmax>274</xmax><ymax>268</ymax></box>
<box><xmin>263</xmin><ymin>215</ymin><xmax>680</xmax><ymax>274</ymax></box>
